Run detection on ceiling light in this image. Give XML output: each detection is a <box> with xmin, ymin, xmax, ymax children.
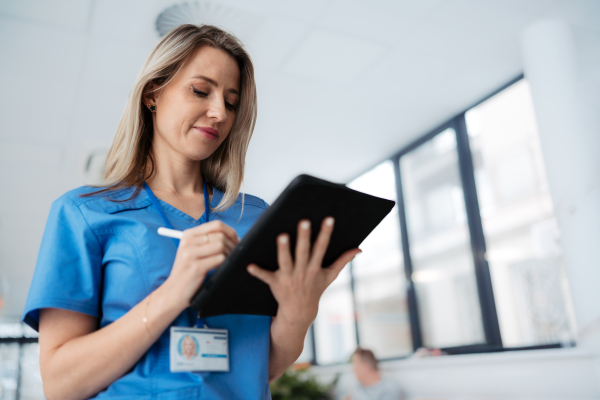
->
<box><xmin>156</xmin><ymin>1</ymin><xmax>261</xmax><ymax>41</ymax></box>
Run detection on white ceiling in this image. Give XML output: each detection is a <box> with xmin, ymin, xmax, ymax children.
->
<box><xmin>0</xmin><ymin>0</ymin><xmax>599</xmax><ymax>318</ymax></box>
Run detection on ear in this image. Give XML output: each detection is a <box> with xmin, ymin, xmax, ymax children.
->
<box><xmin>142</xmin><ymin>80</ymin><xmax>160</xmax><ymax>109</ymax></box>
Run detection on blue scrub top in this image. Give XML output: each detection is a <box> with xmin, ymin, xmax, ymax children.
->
<box><xmin>22</xmin><ymin>185</ymin><xmax>273</xmax><ymax>399</ymax></box>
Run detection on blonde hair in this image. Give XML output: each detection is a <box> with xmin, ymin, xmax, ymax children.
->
<box><xmin>86</xmin><ymin>24</ymin><xmax>257</xmax><ymax>211</ymax></box>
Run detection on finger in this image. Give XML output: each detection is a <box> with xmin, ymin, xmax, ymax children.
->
<box><xmin>189</xmin><ymin>240</ymin><xmax>234</xmax><ymax>259</ymax></box>
<box><xmin>308</xmin><ymin>217</ymin><xmax>335</xmax><ymax>271</ymax></box>
<box><xmin>223</xmin><ymin>237</ymin><xmax>236</xmax><ymax>252</ymax></box>
<box><xmin>295</xmin><ymin>219</ymin><xmax>311</xmax><ymax>268</ymax></box>
<box><xmin>247</xmin><ymin>264</ymin><xmax>276</xmax><ymax>286</ymax></box>
<box><xmin>276</xmin><ymin>234</ymin><xmax>293</xmax><ymax>273</ymax></box>
<box><xmin>205</xmin><ymin>232</ymin><xmax>236</xmax><ymax>252</ymax></box>
<box><xmin>324</xmin><ymin>249</ymin><xmax>362</xmax><ymax>284</ymax></box>
<box><xmin>196</xmin><ymin>253</ymin><xmax>227</xmax><ymax>277</ymax></box>
<box><xmin>185</xmin><ymin>221</ymin><xmax>239</xmax><ymax>244</ymax></box>
<box><xmin>184</xmin><ymin>232</ymin><xmax>236</xmax><ymax>254</ymax></box>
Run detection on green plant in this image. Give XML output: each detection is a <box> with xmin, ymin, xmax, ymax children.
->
<box><xmin>270</xmin><ymin>367</ymin><xmax>334</xmax><ymax>400</ymax></box>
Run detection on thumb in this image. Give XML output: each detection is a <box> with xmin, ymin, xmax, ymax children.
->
<box><xmin>325</xmin><ymin>249</ymin><xmax>362</xmax><ymax>283</ymax></box>
<box><xmin>247</xmin><ymin>264</ymin><xmax>276</xmax><ymax>286</ymax></box>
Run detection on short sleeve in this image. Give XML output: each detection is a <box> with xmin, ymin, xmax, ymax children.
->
<box><xmin>22</xmin><ymin>196</ymin><xmax>103</xmax><ymax>331</ymax></box>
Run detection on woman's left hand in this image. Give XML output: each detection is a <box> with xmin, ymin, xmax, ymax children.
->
<box><xmin>247</xmin><ymin>217</ymin><xmax>361</xmax><ymax>328</ymax></box>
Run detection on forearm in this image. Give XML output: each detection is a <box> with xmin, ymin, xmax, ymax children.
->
<box><xmin>41</xmin><ymin>283</ymin><xmax>185</xmax><ymax>400</ymax></box>
<box><xmin>268</xmin><ymin>315</ymin><xmax>311</xmax><ymax>382</ymax></box>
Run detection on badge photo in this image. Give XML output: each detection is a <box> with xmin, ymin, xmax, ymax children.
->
<box><xmin>178</xmin><ymin>335</ymin><xmax>200</xmax><ymax>361</ymax></box>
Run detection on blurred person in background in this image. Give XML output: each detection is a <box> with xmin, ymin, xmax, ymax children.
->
<box><xmin>343</xmin><ymin>348</ymin><xmax>403</xmax><ymax>400</ymax></box>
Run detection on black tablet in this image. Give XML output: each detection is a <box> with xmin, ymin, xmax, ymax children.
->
<box><xmin>191</xmin><ymin>174</ymin><xmax>395</xmax><ymax>317</ymax></box>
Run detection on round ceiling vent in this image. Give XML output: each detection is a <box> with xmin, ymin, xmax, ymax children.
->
<box><xmin>156</xmin><ymin>1</ymin><xmax>261</xmax><ymax>40</ymax></box>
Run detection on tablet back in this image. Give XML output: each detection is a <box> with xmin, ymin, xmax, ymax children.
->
<box><xmin>191</xmin><ymin>174</ymin><xmax>395</xmax><ymax>317</ymax></box>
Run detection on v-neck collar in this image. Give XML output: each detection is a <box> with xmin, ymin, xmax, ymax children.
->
<box><xmin>147</xmin><ymin>185</ymin><xmax>223</xmax><ymax>226</ymax></box>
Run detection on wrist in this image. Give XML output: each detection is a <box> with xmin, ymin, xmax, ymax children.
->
<box><xmin>153</xmin><ymin>280</ymin><xmax>188</xmax><ymax>318</ymax></box>
<box><xmin>274</xmin><ymin>310</ymin><xmax>313</xmax><ymax>334</ymax></box>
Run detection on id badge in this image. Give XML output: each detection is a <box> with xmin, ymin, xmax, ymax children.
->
<box><xmin>170</xmin><ymin>326</ymin><xmax>229</xmax><ymax>372</ymax></box>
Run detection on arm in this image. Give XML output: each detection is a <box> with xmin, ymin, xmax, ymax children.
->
<box><xmin>39</xmin><ymin>221</ymin><xmax>239</xmax><ymax>400</ymax></box>
<box><xmin>248</xmin><ymin>217</ymin><xmax>361</xmax><ymax>381</ymax></box>
<box><xmin>40</xmin><ymin>284</ymin><xmax>181</xmax><ymax>400</ymax></box>
<box><xmin>268</xmin><ymin>315</ymin><xmax>310</xmax><ymax>381</ymax></box>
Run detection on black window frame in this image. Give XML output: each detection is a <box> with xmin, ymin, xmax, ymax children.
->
<box><xmin>309</xmin><ymin>73</ymin><xmax>570</xmax><ymax>366</ymax></box>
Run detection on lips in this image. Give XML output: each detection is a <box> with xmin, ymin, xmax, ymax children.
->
<box><xmin>194</xmin><ymin>126</ymin><xmax>219</xmax><ymax>140</ymax></box>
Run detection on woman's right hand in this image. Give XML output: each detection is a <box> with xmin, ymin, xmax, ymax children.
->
<box><xmin>163</xmin><ymin>221</ymin><xmax>239</xmax><ymax>309</ymax></box>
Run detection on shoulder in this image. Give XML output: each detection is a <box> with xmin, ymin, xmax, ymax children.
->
<box><xmin>378</xmin><ymin>378</ymin><xmax>400</xmax><ymax>394</ymax></box>
<box><xmin>234</xmin><ymin>192</ymin><xmax>268</xmax><ymax>210</ymax></box>
<box><xmin>53</xmin><ymin>185</ymin><xmax>151</xmax><ymax>215</ymax></box>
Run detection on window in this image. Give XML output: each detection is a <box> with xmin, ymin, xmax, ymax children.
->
<box><xmin>348</xmin><ymin>161</ymin><xmax>412</xmax><ymax>359</ymax></box>
<box><xmin>466</xmin><ymin>80</ymin><xmax>575</xmax><ymax>347</ymax></box>
<box><xmin>0</xmin><ymin>323</ymin><xmax>43</xmax><ymax>400</ymax></box>
<box><xmin>309</xmin><ymin>76</ymin><xmax>576</xmax><ymax>365</ymax></box>
<box><xmin>400</xmin><ymin>128</ymin><xmax>485</xmax><ymax>348</ymax></box>
<box><xmin>313</xmin><ymin>266</ymin><xmax>357</xmax><ymax>364</ymax></box>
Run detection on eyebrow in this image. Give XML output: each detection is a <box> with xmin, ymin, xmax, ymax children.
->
<box><xmin>192</xmin><ymin>75</ymin><xmax>239</xmax><ymax>95</ymax></box>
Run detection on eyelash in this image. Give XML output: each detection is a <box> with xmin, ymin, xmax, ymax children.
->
<box><xmin>193</xmin><ymin>88</ymin><xmax>236</xmax><ymax>111</ymax></box>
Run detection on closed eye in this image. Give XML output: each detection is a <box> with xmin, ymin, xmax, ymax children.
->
<box><xmin>193</xmin><ymin>88</ymin><xmax>208</xmax><ymax>97</ymax></box>
<box><xmin>193</xmin><ymin>86</ymin><xmax>236</xmax><ymax>112</ymax></box>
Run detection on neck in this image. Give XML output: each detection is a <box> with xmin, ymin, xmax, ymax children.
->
<box><xmin>145</xmin><ymin>139</ymin><xmax>204</xmax><ymax>196</ymax></box>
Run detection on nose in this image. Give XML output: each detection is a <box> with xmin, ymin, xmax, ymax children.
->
<box><xmin>206</xmin><ymin>95</ymin><xmax>227</xmax><ymax>122</ymax></box>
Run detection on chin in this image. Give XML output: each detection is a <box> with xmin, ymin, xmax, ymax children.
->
<box><xmin>181</xmin><ymin>145</ymin><xmax>218</xmax><ymax>162</ymax></box>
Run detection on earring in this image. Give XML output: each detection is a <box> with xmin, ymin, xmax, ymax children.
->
<box><xmin>147</xmin><ymin>104</ymin><xmax>156</xmax><ymax>112</ymax></box>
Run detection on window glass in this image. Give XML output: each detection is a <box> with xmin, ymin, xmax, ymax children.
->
<box><xmin>314</xmin><ymin>267</ymin><xmax>357</xmax><ymax>364</ymax></box>
<box><xmin>400</xmin><ymin>128</ymin><xmax>486</xmax><ymax>348</ymax></box>
<box><xmin>0</xmin><ymin>323</ymin><xmax>43</xmax><ymax>400</ymax></box>
<box><xmin>466</xmin><ymin>79</ymin><xmax>575</xmax><ymax>347</ymax></box>
<box><xmin>19</xmin><ymin>343</ymin><xmax>44</xmax><ymax>400</ymax></box>
<box><xmin>348</xmin><ymin>161</ymin><xmax>412</xmax><ymax>358</ymax></box>
<box><xmin>0</xmin><ymin>343</ymin><xmax>20</xmax><ymax>400</ymax></box>
<box><xmin>295</xmin><ymin>327</ymin><xmax>314</xmax><ymax>364</ymax></box>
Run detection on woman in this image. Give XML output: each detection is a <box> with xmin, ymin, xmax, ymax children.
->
<box><xmin>22</xmin><ymin>24</ymin><xmax>360</xmax><ymax>399</ymax></box>
<box><xmin>181</xmin><ymin>336</ymin><xmax>198</xmax><ymax>361</ymax></box>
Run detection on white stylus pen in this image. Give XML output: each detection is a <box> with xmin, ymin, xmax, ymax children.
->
<box><xmin>157</xmin><ymin>227</ymin><xmax>183</xmax><ymax>239</ymax></box>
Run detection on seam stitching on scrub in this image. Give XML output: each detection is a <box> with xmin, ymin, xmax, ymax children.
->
<box><xmin>94</xmin><ymin>230</ymin><xmax>152</xmax><ymax>297</ymax></box>
<box><xmin>234</xmin><ymin>201</ymin><xmax>267</xmax><ymax>210</ymax></box>
<box><xmin>103</xmin><ymin>200</ymin><xmax>153</xmax><ymax>214</ymax></box>
<box><xmin>70</xmin><ymin>186</ymin><xmax>142</xmax><ymax>207</ymax></box>
<box><xmin>77</xmin><ymin>195</ymin><xmax>150</xmax><ymax>211</ymax></box>
<box><xmin>120</xmin><ymin>230</ymin><xmax>152</xmax><ymax>297</ymax></box>
<box><xmin>233</xmin><ymin>196</ymin><xmax>268</xmax><ymax>209</ymax></box>
<box><xmin>66</xmin><ymin>196</ymin><xmax>104</xmax><ymax>257</ymax></box>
